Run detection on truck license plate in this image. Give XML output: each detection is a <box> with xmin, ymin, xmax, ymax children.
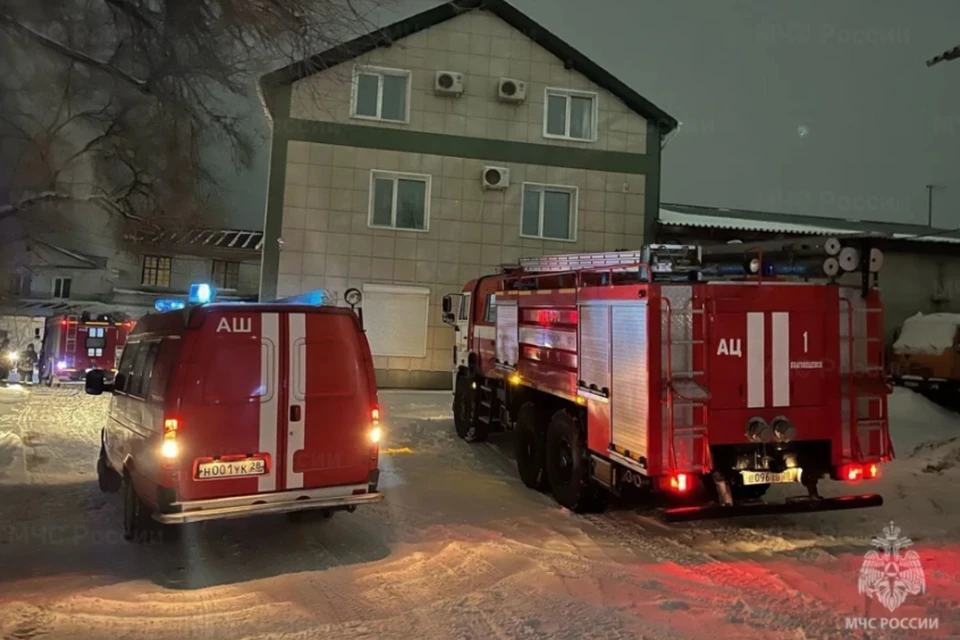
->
<box><xmin>741</xmin><ymin>468</ymin><xmax>800</xmax><ymax>486</ymax></box>
<box><xmin>196</xmin><ymin>458</ymin><xmax>266</xmax><ymax>479</ymax></box>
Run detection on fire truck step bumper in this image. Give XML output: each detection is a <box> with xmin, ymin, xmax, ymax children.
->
<box><xmin>661</xmin><ymin>493</ymin><xmax>883</xmax><ymax>523</ymax></box>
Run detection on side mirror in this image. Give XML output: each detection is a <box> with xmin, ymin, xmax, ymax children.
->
<box><xmin>442</xmin><ymin>311</ymin><xmax>457</xmax><ymax>326</ymax></box>
<box><xmin>442</xmin><ymin>295</ymin><xmax>453</xmax><ymax>314</ymax></box>
<box><xmin>114</xmin><ymin>372</ymin><xmax>126</xmax><ymax>392</ymax></box>
<box><xmin>85</xmin><ymin>369</ymin><xmax>110</xmax><ymax>395</ymax></box>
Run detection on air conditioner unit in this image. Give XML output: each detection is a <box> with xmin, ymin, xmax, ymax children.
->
<box><xmin>482</xmin><ymin>166</ymin><xmax>510</xmax><ymax>190</ymax></box>
<box><xmin>435</xmin><ymin>70</ymin><xmax>464</xmax><ymax>96</ymax></box>
<box><xmin>497</xmin><ymin>77</ymin><xmax>526</xmax><ymax>103</ymax></box>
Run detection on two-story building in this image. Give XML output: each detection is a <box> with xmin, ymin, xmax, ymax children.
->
<box><xmin>258</xmin><ymin>0</ymin><xmax>678</xmax><ymax>389</ymax></box>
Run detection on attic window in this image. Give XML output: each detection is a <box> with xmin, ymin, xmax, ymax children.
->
<box><xmin>544</xmin><ymin>88</ymin><xmax>598</xmax><ymax>142</ymax></box>
<box><xmin>351</xmin><ymin>66</ymin><xmax>410</xmax><ymax>123</ymax></box>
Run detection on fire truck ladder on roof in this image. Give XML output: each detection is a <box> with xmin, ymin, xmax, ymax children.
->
<box><xmin>515</xmin><ymin>246</ymin><xmax>702</xmax><ymax>282</ymax></box>
<box><xmin>662</xmin><ymin>296</ymin><xmax>712</xmax><ymax>473</ymax></box>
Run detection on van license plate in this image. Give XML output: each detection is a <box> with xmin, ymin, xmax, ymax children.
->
<box><xmin>741</xmin><ymin>468</ymin><xmax>800</xmax><ymax>486</ymax></box>
<box><xmin>196</xmin><ymin>458</ymin><xmax>266</xmax><ymax>479</ymax></box>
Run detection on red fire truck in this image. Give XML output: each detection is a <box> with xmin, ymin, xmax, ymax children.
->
<box><xmin>43</xmin><ymin>314</ymin><xmax>135</xmax><ymax>384</ymax></box>
<box><xmin>442</xmin><ymin>241</ymin><xmax>894</xmax><ymax>521</ymax></box>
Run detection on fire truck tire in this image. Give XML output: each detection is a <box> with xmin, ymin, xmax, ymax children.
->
<box><xmin>515</xmin><ymin>402</ymin><xmax>549</xmax><ymax>491</ymax></box>
<box><xmin>97</xmin><ymin>443</ymin><xmax>122</xmax><ymax>493</ymax></box>
<box><xmin>454</xmin><ymin>375</ymin><xmax>487</xmax><ymax>443</ymax></box>
<box><xmin>545</xmin><ymin>409</ymin><xmax>595</xmax><ymax>513</ymax></box>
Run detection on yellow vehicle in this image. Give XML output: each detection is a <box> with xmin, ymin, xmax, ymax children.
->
<box><xmin>889</xmin><ymin>312</ymin><xmax>960</xmax><ymax>393</ymax></box>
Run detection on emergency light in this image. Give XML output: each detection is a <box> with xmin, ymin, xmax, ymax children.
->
<box><xmin>154</xmin><ymin>299</ymin><xmax>187</xmax><ymax>313</ymax></box>
<box><xmin>274</xmin><ymin>290</ymin><xmax>330</xmax><ymax>305</ymax></box>
<box><xmin>189</xmin><ymin>283</ymin><xmax>215</xmax><ymax>304</ymax></box>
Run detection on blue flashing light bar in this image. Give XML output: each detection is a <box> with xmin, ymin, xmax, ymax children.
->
<box><xmin>273</xmin><ymin>290</ymin><xmax>329</xmax><ymax>305</ymax></box>
<box><xmin>155</xmin><ymin>299</ymin><xmax>187</xmax><ymax>313</ymax></box>
<box><xmin>189</xmin><ymin>283</ymin><xmax>215</xmax><ymax>304</ymax></box>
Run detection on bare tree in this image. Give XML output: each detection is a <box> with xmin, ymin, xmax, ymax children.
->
<box><xmin>0</xmin><ymin>0</ymin><xmax>382</xmax><ymax>244</ymax></box>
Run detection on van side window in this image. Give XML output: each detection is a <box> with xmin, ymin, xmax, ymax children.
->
<box><xmin>459</xmin><ymin>294</ymin><xmax>470</xmax><ymax>321</ymax></box>
<box><xmin>130</xmin><ymin>341</ymin><xmax>161</xmax><ymax>398</ymax></box>
<box><xmin>485</xmin><ymin>293</ymin><xmax>497</xmax><ymax>323</ymax></box>
<box><xmin>116</xmin><ymin>342</ymin><xmax>141</xmax><ymax>393</ymax></box>
<box><xmin>147</xmin><ymin>338</ymin><xmax>181</xmax><ymax>403</ymax></box>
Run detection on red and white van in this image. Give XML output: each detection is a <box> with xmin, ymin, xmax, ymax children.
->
<box><xmin>86</xmin><ymin>293</ymin><xmax>383</xmax><ymax>541</ymax></box>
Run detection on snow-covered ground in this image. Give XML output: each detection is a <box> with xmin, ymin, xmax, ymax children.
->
<box><xmin>0</xmin><ymin>385</ymin><xmax>958</xmax><ymax>639</ymax></box>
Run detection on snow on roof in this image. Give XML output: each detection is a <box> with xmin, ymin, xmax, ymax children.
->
<box><xmin>893</xmin><ymin>312</ymin><xmax>960</xmax><ymax>355</ymax></box>
<box><xmin>659</xmin><ymin>207</ymin><xmax>960</xmax><ymax>244</ymax></box>
<box><xmin>659</xmin><ymin>208</ymin><xmax>863</xmax><ymax>236</ymax></box>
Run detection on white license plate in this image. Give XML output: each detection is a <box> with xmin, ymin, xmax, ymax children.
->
<box><xmin>741</xmin><ymin>468</ymin><xmax>800</xmax><ymax>486</ymax></box>
<box><xmin>196</xmin><ymin>458</ymin><xmax>266</xmax><ymax>479</ymax></box>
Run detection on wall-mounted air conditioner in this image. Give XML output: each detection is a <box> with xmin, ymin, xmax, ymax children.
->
<box><xmin>482</xmin><ymin>166</ymin><xmax>510</xmax><ymax>190</ymax></box>
<box><xmin>497</xmin><ymin>78</ymin><xmax>526</xmax><ymax>103</ymax></box>
<box><xmin>435</xmin><ymin>71</ymin><xmax>464</xmax><ymax>96</ymax></box>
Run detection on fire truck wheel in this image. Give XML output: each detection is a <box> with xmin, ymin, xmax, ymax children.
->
<box><xmin>545</xmin><ymin>409</ymin><xmax>594</xmax><ymax>513</ymax></box>
<box><xmin>515</xmin><ymin>402</ymin><xmax>549</xmax><ymax>491</ymax></box>
<box><xmin>454</xmin><ymin>375</ymin><xmax>487</xmax><ymax>442</ymax></box>
<box><xmin>97</xmin><ymin>443</ymin><xmax>122</xmax><ymax>493</ymax></box>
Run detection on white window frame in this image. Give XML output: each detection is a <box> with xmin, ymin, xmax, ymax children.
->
<box><xmin>542</xmin><ymin>88</ymin><xmax>599</xmax><ymax>142</ymax></box>
<box><xmin>520</xmin><ymin>182</ymin><xmax>579</xmax><ymax>243</ymax></box>
<box><xmin>52</xmin><ymin>276</ymin><xmax>72</xmax><ymax>299</ymax></box>
<box><xmin>367</xmin><ymin>170</ymin><xmax>432</xmax><ymax>233</ymax></box>
<box><xmin>350</xmin><ymin>65</ymin><xmax>412</xmax><ymax>124</ymax></box>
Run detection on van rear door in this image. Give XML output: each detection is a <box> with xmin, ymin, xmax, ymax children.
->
<box><xmin>176</xmin><ymin>311</ymin><xmax>282</xmax><ymax>502</ymax></box>
<box><xmin>286</xmin><ymin>310</ymin><xmax>376</xmax><ymax>490</ymax></box>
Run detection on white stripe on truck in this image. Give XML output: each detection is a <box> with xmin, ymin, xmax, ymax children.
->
<box><xmin>771</xmin><ymin>312</ymin><xmax>790</xmax><ymax>407</ymax></box>
<box><xmin>286</xmin><ymin>313</ymin><xmax>306</xmax><ymax>490</ymax></box>
<box><xmin>258</xmin><ymin>313</ymin><xmax>279</xmax><ymax>492</ymax></box>
<box><xmin>747</xmin><ymin>312</ymin><xmax>765</xmax><ymax>408</ymax></box>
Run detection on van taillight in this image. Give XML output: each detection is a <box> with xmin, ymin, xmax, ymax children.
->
<box><xmin>161</xmin><ymin>419</ymin><xmax>179</xmax><ymax>460</ymax></box>
<box><xmin>372</xmin><ymin>408</ymin><xmax>380</xmax><ymax>423</ymax></box>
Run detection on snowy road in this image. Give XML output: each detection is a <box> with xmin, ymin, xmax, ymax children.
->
<box><xmin>1</xmin><ymin>387</ymin><xmax>959</xmax><ymax>639</ymax></box>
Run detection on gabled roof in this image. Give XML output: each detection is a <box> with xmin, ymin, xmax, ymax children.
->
<box><xmin>261</xmin><ymin>0</ymin><xmax>678</xmax><ymax>133</ymax></box>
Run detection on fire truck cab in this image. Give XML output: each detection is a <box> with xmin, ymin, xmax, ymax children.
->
<box><xmin>443</xmin><ymin>242</ymin><xmax>893</xmax><ymax>521</ymax></box>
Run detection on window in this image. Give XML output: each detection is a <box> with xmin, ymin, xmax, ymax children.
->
<box><xmin>52</xmin><ymin>277</ymin><xmax>71</xmax><ymax>299</ymax></box>
<box><xmin>141</xmin><ymin>255</ymin><xmax>172</xmax><ymax>287</ymax></box>
<box><xmin>368</xmin><ymin>171</ymin><xmax>430</xmax><ymax>232</ymax></box>
<box><xmin>458</xmin><ymin>294</ymin><xmax>470</xmax><ymax>321</ymax></box>
<box><xmin>544</xmin><ymin>89</ymin><xmax>598</xmax><ymax>141</ymax></box>
<box><xmin>8</xmin><ymin>274</ymin><xmax>30</xmax><ymax>296</ymax></box>
<box><xmin>125</xmin><ymin>340</ymin><xmax>160</xmax><ymax>398</ymax></box>
<box><xmin>521</xmin><ymin>183</ymin><xmax>578</xmax><ymax>241</ymax></box>
<box><xmin>351</xmin><ymin>66</ymin><xmax>410</xmax><ymax>123</ymax></box>
<box><xmin>212</xmin><ymin>260</ymin><xmax>240</xmax><ymax>289</ymax></box>
<box><xmin>116</xmin><ymin>342</ymin><xmax>141</xmax><ymax>394</ymax></box>
<box><xmin>85</xmin><ymin>326</ymin><xmax>106</xmax><ymax>353</ymax></box>
<box><xmin>485</xmin><ymin>294</ymin><xmax>497</xmax><ymax>323</ymax></box>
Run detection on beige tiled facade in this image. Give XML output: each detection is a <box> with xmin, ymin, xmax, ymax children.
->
<box><xmin>288</xmin><ymin>11</ymin><xmax>649</xmax><ymax>153</ymax></box>
<box><xmin>264</xmin><ymin>7</ymin><xmax>663</xmax><ymax>389</ymax></box>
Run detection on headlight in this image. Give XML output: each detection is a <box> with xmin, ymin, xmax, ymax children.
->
<box><xmin>6</xmin><ymin>351</ymin><xmax>18</xmax><ymax>363</ymax></box>
<box><xmin>370</xmin><ymin>426</ymin><xmax>382</xmax><ymax>444</ymax></box>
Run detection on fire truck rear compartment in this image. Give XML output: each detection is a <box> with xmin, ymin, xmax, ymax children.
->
<box><xmin>449</xmin><ymin>244</ymin><xmax>893</xmax><ymax>520</ymax></box>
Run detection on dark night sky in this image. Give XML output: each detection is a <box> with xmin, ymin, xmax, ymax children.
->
<box><xmin>212</xmin><ymin>0</ymin><xmax>960</xmax><ymax>232</ymax></box>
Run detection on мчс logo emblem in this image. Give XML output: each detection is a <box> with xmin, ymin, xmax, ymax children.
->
<box><xmin>857</xmin><ymin>521</ymin><xmax>925</xmax><ymax>612</ymax></box>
